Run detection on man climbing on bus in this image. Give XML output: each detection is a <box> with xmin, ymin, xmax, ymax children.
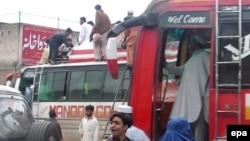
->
<box><xmin>166</xmin><ymin>34</ymin><xmax>210</xmax><ymax>141</ymax></box>
<box><xmin>46</xmin><ymin>28</ymin><xmax>73</xmax><ymax>64</ymax></box>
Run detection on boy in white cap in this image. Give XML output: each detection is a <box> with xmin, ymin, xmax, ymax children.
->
<box><xmin>117</xmin><ymin>105</ymin><xmax>150</xmax><ymax>141</ymax></box>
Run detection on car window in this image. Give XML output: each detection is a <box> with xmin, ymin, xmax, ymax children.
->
<box><xmin>0</xmin><ymin>98</ymin><xmax>34</xmax><ymax>140</ymax></box>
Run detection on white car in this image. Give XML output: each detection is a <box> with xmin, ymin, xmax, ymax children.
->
<box><xmin>0</xmin><ymin>85</ymin><xmax>61</xmax><ymax>141</ymax></box>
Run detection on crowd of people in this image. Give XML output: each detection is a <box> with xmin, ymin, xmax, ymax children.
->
<box><xmin>48</xmin><ymin>104</ymin><xmax>150</xmax><ymax>141</ymax></box>
<box><xmin>48</xmin><ymin>104</ymin><xmax>199</xmax><ymax>141</ymax></box>
<box><xmin>39</xmin><ymin>4</ymin><xmax>137</xmax><ymax>67</ymax></box>
<box><xmin>10</xmin><ymin>3</ymin><xmax>210</xmax><ymax>141</ymax></box>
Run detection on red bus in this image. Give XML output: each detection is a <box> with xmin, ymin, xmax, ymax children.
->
<box><xmin>106</xmin><ymin>0</ymin><xmax>250</xmax><ymax>140</ymax></box>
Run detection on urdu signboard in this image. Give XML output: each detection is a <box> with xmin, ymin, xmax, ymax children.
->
<box><xmin>22</xmin><ymin>24</ymin><xmax>60</xmax><ymax>66</ymax></box>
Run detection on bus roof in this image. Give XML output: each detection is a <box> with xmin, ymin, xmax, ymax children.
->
<box><xmin>146</xmin><ymin>0</ymin><xmax>250</xmax><ymax>14</ymax></box>
<box><xmin>148</xmin><ymin>0</ymin><xmax>250</xmax><ymax>6</ymax></box>
<box><xmin>67</xmin><ymin>41</ymin><xmax>126</xmax><ymax>63</ymax></box>
<box><xmin>21</xmin><ymin>60</ymin><xmax>126</xmax><ymax>70</ymax></box>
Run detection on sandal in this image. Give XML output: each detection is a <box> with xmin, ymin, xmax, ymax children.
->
<box><xmin>49</xmin><ymin>59</ymin><xmax>56</xmax><ymax>65</ymax></box>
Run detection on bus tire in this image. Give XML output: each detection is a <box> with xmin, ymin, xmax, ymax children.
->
<box><xmin>26</xmin><ymin>121</ymin><xmax>60</xmax><ymax>141</ymax></box>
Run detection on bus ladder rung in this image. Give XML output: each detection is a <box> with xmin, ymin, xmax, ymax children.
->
<box><xmin>217</xmin><ymin>110</ymin><xmax>240</xmax><ymax>114</ymax></box>
<box><xmin>217</xmin><ymin>35</ymin><xmax>240</xmax><ymax>39</ymax></box>
<box><xmin>35</xmin><ymin>71</ymin><xmax>42</xmax><ymax>74</ymax></box>
<box><xmin>217</xmin><ymin>84</ymin><xmax>240</xmax><ymax>88</ymax></box>
<box><xmin>217</xmin><ymin>61</ymin><xmax>240</xmax><ymax>64</ymax></box>
<box><xmin>215</xmin><ymin>136</ymin><xmax>227</xmax><ymax>141</ymax></box>
<box><xmin>217</xmin><ymin>10</ymin><xmax>240</xmax><ymax>13</ymax></box>
<box><xmin>114</xmin><ymin>99</ymin><xmax>125</xmax><ymax>102</ymax></box>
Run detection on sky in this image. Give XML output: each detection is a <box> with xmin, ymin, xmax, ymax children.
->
<box><xmin>0</xmin><ymin>0</ymin><xmax>151</xmax><ymax>31</ymax></box>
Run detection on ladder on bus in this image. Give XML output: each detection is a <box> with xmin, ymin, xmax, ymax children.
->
<box><xmin>102</xmin><ymin>65</ymin><xmax>132</xmax><ymax>139</ymax></box>
<box><xmin>32</xmin><ymin>61</ymin><xmax>45</xmax><ymax>117</ymax></box>
<box><xmin>215</xmin><ymin>0</ymin><xmax>242</xmax><ymax>140</ymax></box>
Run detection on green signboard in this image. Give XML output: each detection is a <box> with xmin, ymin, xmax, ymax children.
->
<box><xmin>161</xmin><ymin>11</ymin><xmax>210</xmax><ymax>26</ymax></box>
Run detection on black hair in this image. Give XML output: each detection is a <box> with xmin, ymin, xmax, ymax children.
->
<box><xmin>95</xmin><ymin>4</ymin><xmax>101</xmax><ymax>10</ymax></box>
<box><xmin>87</xmin><ymin>21</ymin><xmax>94</xmax><ymax>26</ymax></box>
<box><xmin>110</xmin><ymin>112</ymin><xmax>133</xmax><ymax>128</ymax></box>
<box><xmin>49</xmin><ymin>109</ymin><xmax>57</xmax><ymax>118</ymax></box>
<box><xmin>85</xmin><ymin>105</ymin><xmax>94</xmax><ymax>111</ymax></box>
<box><xmin>66</xmin><ymin>28</ymin><xmax>73</xmax><ymax>33</ymax></box>
<box><xmin>115</xmin><ymin>21</ymin><xmax>122</xmax><ymax>24</ymax></box>
<box><xmin>80</xmin><ymin>17</ymin><xmax>86</xmax><ymax>22</ymax></box>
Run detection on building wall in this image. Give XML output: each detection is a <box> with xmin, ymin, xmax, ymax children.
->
<box><xmin>0</xmin><ymin>23</ymin><xmax>20</xmax><ymax>68</ymax></box>
<box><xmin>0</xmin><ymin>23</ymin><xmax>20</xmax><ymax>85</ymax></box>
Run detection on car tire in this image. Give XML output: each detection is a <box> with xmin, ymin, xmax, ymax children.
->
<box><xmin>26</xmin><ymin>120</ymin><xmax>61</xmax><ymax>141</ymax></box>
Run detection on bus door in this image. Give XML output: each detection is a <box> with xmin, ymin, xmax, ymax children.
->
<box><xmin>154</xmin><ymin>27</ymin><xmax>212</xmax><ymax>140</ymax></box>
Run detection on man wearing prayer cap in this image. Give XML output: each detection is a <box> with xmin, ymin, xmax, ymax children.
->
<box><xmin>117</xmin><ymin>105</ymin><xmax>150</xmax><ymax>141</ymax></box>
<box><xmin>124</xmin><ymin>11</ymin><xmax>134</xmax><ymax>21</ymax></box>
<box><xmin>127</xmin><ymin>11</ymin><xmax>134</xmax><ymax>16</ymax></box>
<box><xmin>166</xmin><ymin>34</ymin><xmax>210</xmax><ymax>141</ymax></box>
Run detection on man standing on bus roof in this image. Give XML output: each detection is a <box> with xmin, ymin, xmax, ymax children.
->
<box><xmin>123</xmin><ymin>13</ymin><xmax>140</xmax><ymax>68</ymax></box>
<box><xmin>117</xmin><ymin>105</ymin><xmax>150</xmax><ymax>141</ymax></box>
<box><xmin>89</xmin><ymin>4</ymin><xmax>111</xmax><ymax>61</ymax></box>
<box><xmin>78</xmin><ymin>16</ymin><xmax>92</xmax><ymax>46</ymax></box>
<box><xmin>46</xmin><ymin>28</ymin><xmax>73</xmax><ymax>64</ymax></box>
<box><xmin>79</xmin><ymin>105</ymin><xmax>99</xmax><ymax>141</ymax></box>
<box><xmin>166</xmin><ymin>34</ymin><xmax>210</xmax><ymax>141</ymax></box>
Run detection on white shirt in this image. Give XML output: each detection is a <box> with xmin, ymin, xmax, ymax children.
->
<box><xmin>6</xmin><ymin>80</ymin><xmax>12</xmax><ymax>87</ymax></box>
<box><xmin>78</xmin><ymin>23</ymin><xmax>92</xmax><ymax>44</ymax></box>
<box><xmin>79</xmin><ymin>116</ymin><xmax>99</xmax><ymax>141</ymax></box>
<box><xmin>126</xmin><ymin>125</ymin><xmax>150</xmax><ymax>141</ymax></box>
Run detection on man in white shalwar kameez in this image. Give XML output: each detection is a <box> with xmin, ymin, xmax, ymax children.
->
<box><xmin>79</xmin><ymin>105</ymin><xmax>99</xmax><ymax>141</ymax></box>
<box><xmin>166</xmin><ymin>35</ymin><xmax>210</xmax><ymax>141</ymax></box>
<box><xmin>78</xmin><ymin>16</ymin><xmax>92</xmax><ymax>46</ymax></box>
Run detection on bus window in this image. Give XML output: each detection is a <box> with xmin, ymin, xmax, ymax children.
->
<box><xmin>39</xmin><ymin>72</ymin><xmax>54</xmax><ymax>101</ymax></box>
<box><xmin>162</xmin><ymin>28</ymin><xmax>185</xmax><ymax>86</ymax></box>
<box><xmin>68</xmin><ymin>71</ymin><xmax>85</xmax><ymax>100</ymax></box>
<box><xmin>53</xmin><ymin>72</ymin><xmax>67</xmax><ymax>100</ymax></box>
<box><xmin>102</xmin><ymin>70</ymin><xmax>129</xmax><ymax>101</ymax></box>
<box><xmin>218</xmin><ymin>23</ymin><xmax>250</xmax><ymax>87</ymax></box>
<box><xmin>39</xmin><ymin>72</ymin><xmax>67</xmax><ymax>101</ymax></box>
<box><xmin>84</xmin><ymin>70</ymin><xmax>103</xmax><ymax>100</ymax></box>
<box><xmin>102</xmin><ymin>71</ymin><xmax>119</xmax><ymax>100</ymax></box>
